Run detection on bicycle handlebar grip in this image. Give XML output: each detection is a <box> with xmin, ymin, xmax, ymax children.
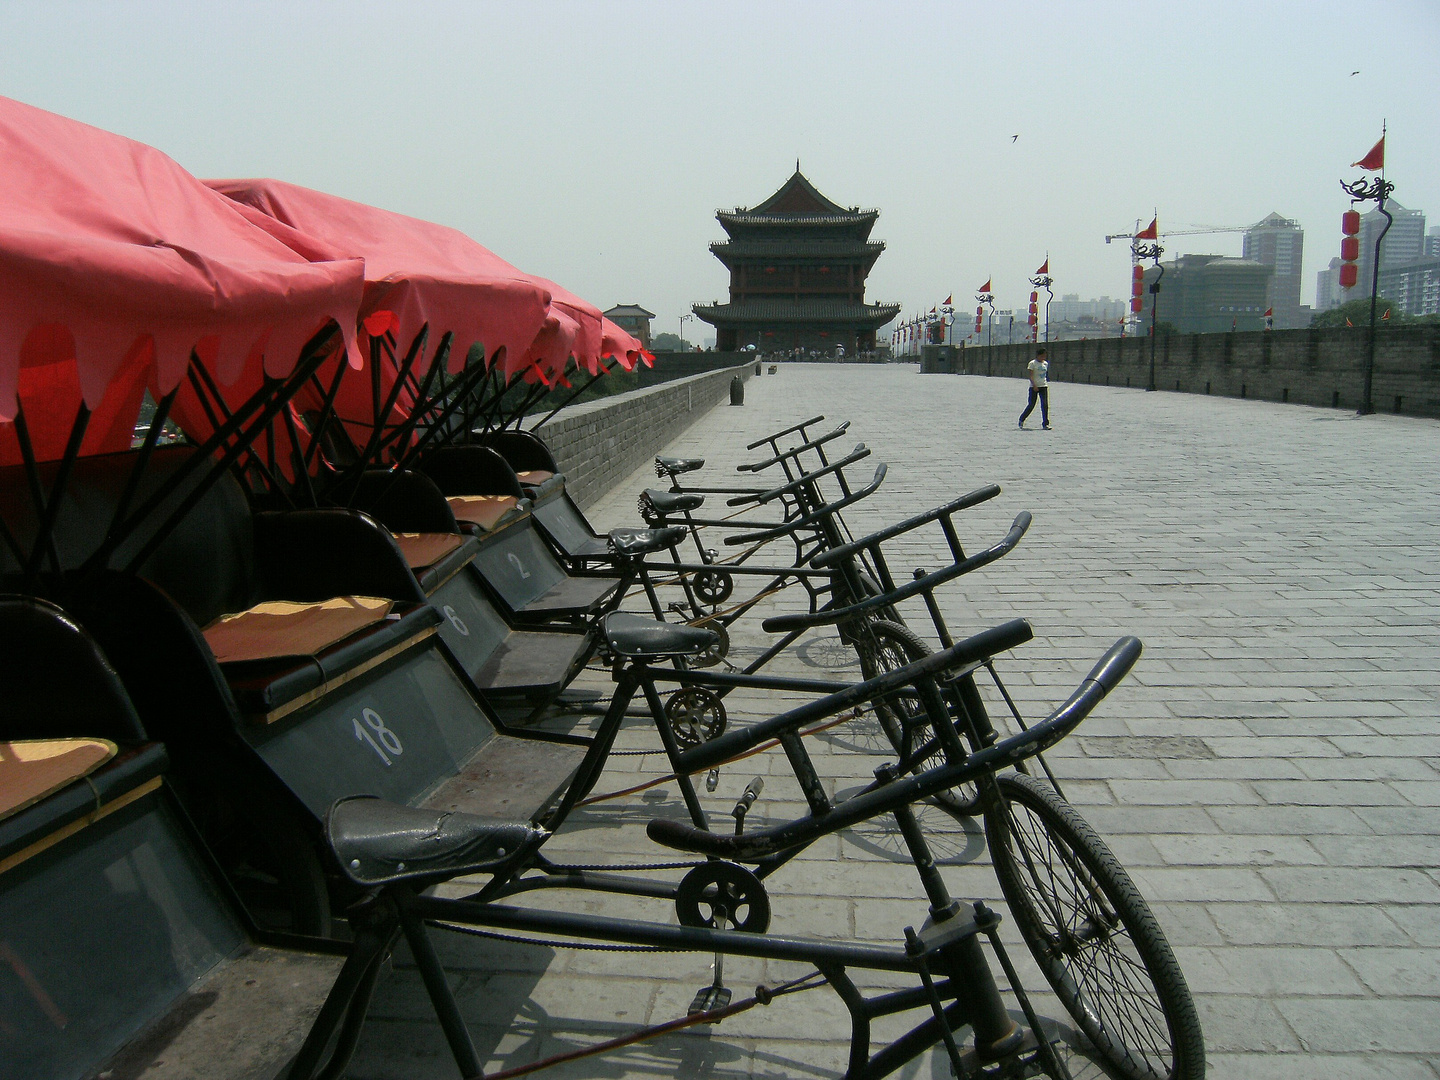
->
<box><xmin>745</xmin><ymin>414</ymin><xmax>827</xmax><ymax>451</ymax></box>
<box><xmin>808</xmin><ymin>484</ymin><xmax>1002</xmax><ymax>569</ymax></box>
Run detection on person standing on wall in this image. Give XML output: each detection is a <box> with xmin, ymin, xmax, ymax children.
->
<box><xmin>1018</xmin><ymin>346</ymin><xmax>1050</xmax><ymax>430</ymax></box>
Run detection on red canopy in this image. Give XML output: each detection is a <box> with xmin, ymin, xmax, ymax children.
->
<box><xmin>207</xmin><ymin>178</ymin><xmax>552</xmax><ymax>374</ymax></box>
<box><xmin>599</xmin><ymin>317</ymin><xmax>643</xmax><ymax>372</ymax></box>
<box><xmin>0</xmin><ymin>97</ymin><xmax>364</xmax><ymax>456</ymax></box>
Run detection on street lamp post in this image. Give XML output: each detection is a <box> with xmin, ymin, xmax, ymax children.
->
<box><xmin>678</xmin><ymin>313</ymin><xmax>695</xmax><ymax>352</ymax></box>
<box><xmin>1132</xmin><ymin>238</ymin><xmax>1164</xmax><ymax>391</ymax></box>
<box><xmin>1340</xmin><ymin>171</ymin><xmax>1394</xmax><ymax>416</ymax></box>
<box><xmin>1029</xmin><ymin>264</ymin><xmax>1054</xmax><ymax>343</ymax></box>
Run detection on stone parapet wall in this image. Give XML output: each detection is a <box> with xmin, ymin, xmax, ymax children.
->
<box><xmin>925</xmin><ymin>325</ymin><xmax>1440</xmax><ymax>418</ymax></box>
<box><xmin>535</xmin><ymin>365</ymin><xmax>751</xmax><ymax>509</ymax></box>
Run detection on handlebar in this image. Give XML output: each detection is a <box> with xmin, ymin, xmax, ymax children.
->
<box><xmin>647</xmin><ymin>634</ymin><xmax>1144</xmax><ymax>861</ymax></box>
<box><xmin>727</xmin><ymin>444</ymin><xmax>869</xmax><ymax>507</ymax></box>
<box><xmin>760</xmin><ymin>512</ymin><xmax>1030</xmax><ymax>633</ymax></box>
<box><xmin>738</xmin><ymin>422</ymin><xmax>851</xmax><ymax>473</ymax></box>
<box><xmin>672</xmin><ymin>619</ymin><xmax>1034</xmax><ymax>775</ymax></box>
<box><xmin>745</xmin><ymin>415</ymin><xmax>827</xmax><ymax>451</ymax></box>
<box><xmin>808</xmin><ymin>485</ymin><xmax>1002</xmax><ymax>569</ymax></box>
<box><xmin>723</xmin><ymin>463</ymin><xmax>887</xmax><ymax>546</ymax></box>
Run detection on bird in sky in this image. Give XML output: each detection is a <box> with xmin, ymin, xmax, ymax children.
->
<box><xmin>1011</xmin><ymin>134</ymin><xmax>1019</xmax><ymax>142</ymax></box>
<box><xmin>1350</xmin><ymin>70</ymin><xmax>1360</xmax><ymax>76</ymax></box>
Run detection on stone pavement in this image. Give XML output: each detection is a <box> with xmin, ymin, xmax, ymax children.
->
<box><xmin>345</xmin><ymin>363</ymin><xmax>1439</xmax><ymax>1080</ymax></box>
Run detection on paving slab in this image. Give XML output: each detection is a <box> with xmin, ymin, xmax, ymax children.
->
<box><xmin>334</xmin><ymin>364</ymin><xmax>1438</xmax><ymax>1079</ymax></box>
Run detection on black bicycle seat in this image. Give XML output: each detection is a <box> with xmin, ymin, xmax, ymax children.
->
<box><xmin>327</xmin><ymin>797</ymin><xmax>541</xmax><ymax>887</ymax></box>
<box><xmin>609</xmin><ymin>525</ymin><xmax>687</xmax><ymax>558</ymax></box>
<box><xmin>602</xmin><ymin>612</ymin><xmax>718</xmax><ymax>660</ymax></box>
<box><xmin>656</xmin><ymin>455</ymin><xmax>704</xmax><ymax>474</ymax></box>
<box><xmin>642</xmin><ymin>489</ymin><xmax>705</xmax><ymax>515</ymax></box>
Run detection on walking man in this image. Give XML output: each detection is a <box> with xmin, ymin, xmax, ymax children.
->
<box><xmin>1018</xmin><ymin>347</ymin><xmax>1050</xmax><ymax>429</ymax></box>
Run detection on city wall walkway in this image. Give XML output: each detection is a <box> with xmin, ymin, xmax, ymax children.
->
<box><xmin>351</xmin><ymin>364</ymin><xmax>1439</xmax><ymax>1080</ymax></box>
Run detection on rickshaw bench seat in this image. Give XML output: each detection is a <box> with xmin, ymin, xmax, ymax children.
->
<box><xmin>514</xmin><ymin>469</ymin><xmax>555</xmax><ymax>487</ymax></box>
<box><xmin>218</xmin><ymin>602</ymin><xmax>441</xmax><ymax>721</ymax></box>
<box><xmin>448</xmin><ymin>495</ymin><xmax>524</xmax><ymax>534</ymax></box>
<box><xmin>0</xmin><ymin>738</ymin><xmax>116</xmax><ymax>823</ymax></box>
<box><xmin>329</xmin><ymin>795</ymin><xmax>543</xmax><ymax>887</ymax></box>
<box><xmin>510</xmin><ymin>575</ymin><xmax>618</xmax><ymax>622</ymax></box>
<box><xmin>602</xmin><ymin>612</ymin><xmax>717</xmax><ymax>660</ymax></box>
<box><xmin>656</xmin><ymin>455</ymin><xmax>704</xmax><ymax>475</ymax></box>
<box><xmin>392</xmin><ymin>532</ymin><xmax>481</xmax><ymax>594</ymax></box>
<box><xmin>641</xmin><ymin>489</ymin><xmax>704</xmax><ymax>515</ymax></box>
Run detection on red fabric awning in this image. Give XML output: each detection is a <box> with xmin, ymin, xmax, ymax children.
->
<box><xmin>207</xmin><ymin>178</ymin><xmax>552</xmax><ymax>375</ymax></box>
<box><xmin>0</xmin><ymin>98</ymin><xmax>364</xmax><ymax>452</ymax></box>
<box><xmin>599</xmin><ymin>317</ymin><xmax>642</xmax><ymax>373</ymax></box>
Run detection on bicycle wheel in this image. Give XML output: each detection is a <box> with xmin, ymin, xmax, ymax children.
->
<box><xmin>986</xmin><ymin>772</ymin><xmax>1204</xmax><ymax>1080</ymax></box>
<box><xmin>854</xmin><ymin>620</ymin><xmax>980</xmax><ymax>816</ymax></box>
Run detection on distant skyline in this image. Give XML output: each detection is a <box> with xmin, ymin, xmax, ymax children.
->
<box><xmin>1</xmin><ymin>1</ymin><xmax>1436</xmax><ymax>338</ymax></box>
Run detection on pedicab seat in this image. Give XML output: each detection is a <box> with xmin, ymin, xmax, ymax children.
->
<box><xmin>656</xmin><ymin>455</ymin><xmax>704</xmax><ymax>475</ymax></box>
<box><xmin>204</xmin><ymin>599</ymin><xmax>442</xmax><ymax>723</ymax></box>
<box><xmin>328</xmin><ymin>795</ymin><xmax>542</xmax><ymax>887</ymax></box>
<box><xmin>601</xmin><ymin>612</ymin><xmax>717</xmax><ymax>660</ymax></box>
<box><xmin>392</xmin><ymin>532</ymin><xmax>480</xmax><ymax>593</ymax></box>
<box><xmin>447</xmin><ymin>494</ymin><xmax>524</xmax><ymax>533</ymax></box>
<box><xmin>514</xmin><ymin>468</ymin><xmax>556</xmax><ymax>488</ymax></box>
<box><xmin>607</xmin><ymin>525</ymin><xmax>687</xmax><ymax>560</ymax></box>
<box><xmin>0</xmin><ymin>739</ymin><xmax>117</xmax><ymax>823</ymax></box>
<box><xmin>640</xmin><ymin>489</ymin><xmax>704</xmax><ymax>516</ymax></box>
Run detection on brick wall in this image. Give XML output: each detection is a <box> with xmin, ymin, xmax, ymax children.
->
<box><xmin>535</xmin><ymin>364</ymin><xmax>751</xmax><ymax>509</ymax></box>
<box><xmin>924</xmin><ymin>325</ymin><xmax>1440</xmax><ymax>418</ymax></box>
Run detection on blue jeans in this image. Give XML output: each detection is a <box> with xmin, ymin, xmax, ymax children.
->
<box><xmin>1019</xmin><ymin>386</ymin><xmax>1049</xmax><ymax>426</ymax></box>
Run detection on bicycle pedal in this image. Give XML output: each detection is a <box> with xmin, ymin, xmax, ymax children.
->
<box><xmin>687</xmin><ymin>985</ymin><xmax>732</xmax><ymax>1018</ymax></box>
<box><xmin>705</xmin><ymin>768</ymin><xmax>720</xmax><ymax>792</ymax></box>
<box><xmin>668</xmin><ymin>601</ymin><xmax>689</xmax><ymax>615</ymax></box>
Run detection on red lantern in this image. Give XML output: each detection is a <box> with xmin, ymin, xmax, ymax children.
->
<box><xmin>1132</xmin><ymin>280</ymin><xmax>1144</xmax><ymax>298</ymax></box>
<box><xmin>1133</xmin><ymin>264</ymin><xmax>1145</xmax><ymax>280</ymax></box>
<box><xmin>1030</xmin><ymin>291</ymin><xmax>1039</xmax><ymax>302</ymax></box>
<box><xmin>975</xmin><ymin>318</ymin><xmax>983</xmax><ymax>333</ymax></box>
<box><xmin>1340</xmin><ymin>236</ymin><xmax>1360</xmax><ymax>261</ymax></box>
<box><xmin>1339</xmin><ymin>263</ymin><xmax>1359</xmax><ymax>289</ymax></box>
<box><xmin>1131</xmin><ymin>296</ymin><xmax>1144</xmax><ymax>313</ymax></box>
<box><xmin>1342</xmin><ymin>210</ymin><xmax>1360</xmax><ymax>236</ymax></box>
<box><xmin>976</xmin><ymin>305</ymin><xmax>984</xmax><ymax>316</ymax></box>
<box><xmin>1028</xmin><ymin>314</ymin><xmax>1038</xmax><ymax>325</ymax></box>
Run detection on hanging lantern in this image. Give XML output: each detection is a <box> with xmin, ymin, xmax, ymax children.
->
<box><xmin>1133</xmin><ymin>264</ymin><xmax>1146</xmax><ymax>280</ymax></box>
<box><xmin>1029</xmin><ymin>302</ymin><xmax>1039</xmax><ymax>315</ymax></box>
<box><xmin>1341</xmin><ymin>210</ymin><xmax>1361</xmax><ymax>236</ymax></box>
<box><xmin>1131</xmin><ymin>296</ymin><xmax>1144</xmax><ymax>313</ymax></box>
<box><xmin>1339</xmin><ymin>263</ymin><xmax>1359</xmax><ymax>289</ymax></box>
<box><xmin>1030</xmin><ymin>291</ymin><xmax>1039</xmax><ymax>303</ymax></box>
<box><xmin>1340</xmin><ymin>236</ymin><xmax>1360</xmax><ymax>261</ymax></box>
<box><xmin>976</xmin><ymin>304</ymin><xmax>984</xmax><ymax>316</ymax></box>
<box><xmin>1132</xmin><ymin>279</ymin><xmax>1145</xmax><ymax>298</ymax></box>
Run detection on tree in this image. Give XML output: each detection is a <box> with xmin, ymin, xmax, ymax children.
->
<box><xmin>1310</xmin><ymin>297</ymin><xmax>1438</xmax><ymax>329</ymax></box>
<box><xmin>650</xmin><ymin>332</ymin><xmax>684</xmax><ymax>351</ymax></box>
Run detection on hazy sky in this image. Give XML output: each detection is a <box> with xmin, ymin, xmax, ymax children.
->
<box><xmin>2</xmin><ymin>2</ymin><xmax>1436</xmax><ymax>337</ymax></box>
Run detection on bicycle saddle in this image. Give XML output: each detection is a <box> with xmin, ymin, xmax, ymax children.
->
<box><xmin>601</xmin><ymin>612</ymin><xmax>718</xmax><ymax>660</ymax></box>
<box><xmin>608</xmin><ymin>525</ymin><xmax>687</xmax><ymax>559</ymax></box>
<box><xmin>641</xmin><ymin>489</ymin><xmax>705</xmax><ymax>515</ymax></box>
<box><xmin>327</xmin><ymin>796</ymin><xmax>542</xmax><ymax>887</ymax></box>
<box><xmin>656</xmin><ymin>455</ymin><xmax>705</xmax><ymax>474</ymax></box>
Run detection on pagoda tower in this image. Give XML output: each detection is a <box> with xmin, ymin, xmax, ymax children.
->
<box><xmin>693</xmin><ymin>169</ymin><xmax>900</xmax><ymax>356</ymax></box>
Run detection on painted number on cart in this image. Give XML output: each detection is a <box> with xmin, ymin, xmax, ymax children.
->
<box><xmin>353</xmin><ymin>708</ymin><xmax>403</xmax><ymax>766</ymax></box>
<box><xmin>506</xmin><ymin>552</ymin><xmax>531</xmax><ymax>579</ymax></box>
<box><xmin>442</xmin><ymin>604</ymin><xmax>470</xmax><ymax>636</ymax></box>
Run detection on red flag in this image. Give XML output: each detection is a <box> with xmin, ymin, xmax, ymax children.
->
<box><xmin>1264</xmin><ymin>307</ymin><xmax>1273</xmax><ymax>317</ymax></box>
<box><xmin>1345</xmin><ymin>317</ymin><xmax>1354</xmax><ymax>327</ymax></box>
<box><xmin>978</xmin><ymin>279</ymin><xmax>991</xmax><ymax>293</ymax></box>
<box><xmin>943</xmin><ymin>294</ymin><xmax>952</xmax><ymax>305</ymax></box>
<box><xmin>1352</xmin><ymin>136</ymin><xmax>1385</xmax><ymax>171</ymax></box>
<box><xmin>1135</xmin><ymin>218</ymin><xmax>1158</xmax><ymax>240</ymax></box>
<box><xmin>1036</xmin><ymin>259</ymin><xmax>1049</xmax><ymax>275</ymax></box>
<box><xmin>1382</xmin><ymin>308</ymin><xmax>1391</xmax><ymax>320</ymax></box>
<box><xmin>929</xmin><ymin>307</ymin><xmax>936</xmax><ymax>316</ymax></box>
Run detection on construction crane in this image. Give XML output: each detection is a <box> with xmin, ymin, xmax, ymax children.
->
<box><xmin>1105</xmin><ymin>223</ymin><xmax>1249</xmax><ymax>243</ymax></box>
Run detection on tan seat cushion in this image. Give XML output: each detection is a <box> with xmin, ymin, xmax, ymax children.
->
<box><xmin>202</xmin><ymin>597</ymin><xmax>393</xmax><ymax>664</ymax></box>
<box><xmin>514</xmin><ymin>470</ymin><xmax>554</xmax><ymax>486</ymax></box>
<box><xmin>447</xmin><ymin>495</ymin><xmax>519</xmax><ymax>533</ymax></box>
<box><xmin>392</xmin><ymin>532</ymin><xmax>465</xmax><ymax>570</ymax></box>
<box><xmin>0</xmin><ymin>739</ymin><xmax>118</xmax><ymax>822</ymax></box>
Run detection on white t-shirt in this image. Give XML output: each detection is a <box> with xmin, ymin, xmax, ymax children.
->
<box><xmin>1027</xmin><ymin>358</ymin><xmax>1049</xmax><ymax>388</ymax></box>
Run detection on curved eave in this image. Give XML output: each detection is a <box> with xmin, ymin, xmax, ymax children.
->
<box><xmin>693</xmin><ymin>301</ymin><xmax>902</xmax><ymax>329</ymax></box>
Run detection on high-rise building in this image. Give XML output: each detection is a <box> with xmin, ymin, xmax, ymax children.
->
<box><xmin>1350</xmin><ymin>201</ymin><xmax>1427</xmax><ymax>298</ymax></box>
<box><xmin>1425</xmin><ymin>226</ymin><xmax>1440</xmax><ymax>259</ymax></box>
<box><xmin>1315</xmin><ymin>257</ymin><xmax>1344</xmax><ymax>314</ymax></box>
<box><xmin>1243</xmin><ymin>213</ymin><xmax>1304</xmax><ymax>328</ymax></box>
<box><xmin>1379</xmin><ymin>258</ymin><xmax>1440</xmax><ymax>316</ymax></box>
<box><xmin>1138</xmin><ymin>254</ymin><xmax>1272</xmax><ymax>334</ymax></box>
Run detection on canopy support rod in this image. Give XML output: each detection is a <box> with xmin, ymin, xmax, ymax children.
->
<box><xmin>23</xmin><ymin>403</ymin><xmax>91</xmax><ymax>591</ymax></box>
<box><xmin>111</xmin><ymin>387</ymin><xmax>178</xmax><ymax>537</ymax></box>
<box><xmin>385</xmin><ymin>332</ymin><xmax>451</xmax><ymax>467</ymax></box>
<box><xmin>340</xmin><ymin>325</ymin><xmax>428</xmax><ymax>504</ymax></box>
<box><xmin>74</xmin><ymin>324</ymin><xmax>338</xmax><ymax>586</ymax></box>
<box><xmin>280</xmin><ymin>398</ymin><xmax>317</xmax><ymax>507</ymax></box>
<box><xmin>187</xmin><ymin>362</ymin><xmax>288</xmax><ymax>503</ymax></box>
<box><xmin>392</xmin><ymin>356</ymin><xmax>496</xmax><ymax>470</ymax></box>
<box><xmin>11</xmin><ymin>403</ymin><xmax>61</xmax><ymax>580</ymax></box>
<box><xmin>302</xmin><ymin>360</ymin><xmax>350</xmax><ymax>470</ymax></box>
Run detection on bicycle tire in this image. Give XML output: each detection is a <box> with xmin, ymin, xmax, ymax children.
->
<box><xmin>855</xmin><ymin>620</ymin><xmax>980</xmax><ymax>816</ymax></box>
<box><xmin>986</xmin><ymin>772</ymin><xmax>1204</xmax><ymax>1080</ymax></box>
